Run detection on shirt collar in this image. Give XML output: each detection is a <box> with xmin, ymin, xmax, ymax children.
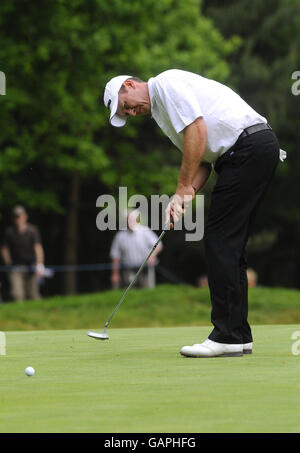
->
<box><xmin>147</xmin><ymin>78</ymin><xmax>156</xmax><ymax>119</ymax></box>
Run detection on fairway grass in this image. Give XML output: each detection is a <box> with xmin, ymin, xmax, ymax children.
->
<box><xmin>0</xmin><ymin>324</ymin><xmax>299</xmax><ymax>433</ymax></box>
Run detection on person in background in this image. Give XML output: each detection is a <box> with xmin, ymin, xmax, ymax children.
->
<box><xmin>197</xmin><ymin>274</ymin><xmax>208</xmax><ymax>288</ymax></box>
<box><xmin>1</xmin><ymin>206</ymin><xmax>45</xmax><ymax>301</ymax></box>
<box><xmin>110</xmin><ymin>209</ymin><xmax>163</xmax><ymax>289</ymax></box>
<box><xmin>247</xmin><ymin>268</ymin><xmax>258</xmax><ymax>288</ymax></box>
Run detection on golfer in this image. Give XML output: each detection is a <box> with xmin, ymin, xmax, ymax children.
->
<box><xmin>103</xmin><ymin>69</ymin><xmax>285</xmax><ymax>357</ymax></box>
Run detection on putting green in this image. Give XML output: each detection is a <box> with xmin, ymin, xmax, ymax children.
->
<box><xmin>0</xmin><ymin>324</ymin><xmax>299</xmax><ymax>433</ymax></box>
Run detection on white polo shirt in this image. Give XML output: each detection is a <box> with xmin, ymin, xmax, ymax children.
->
<box><xmin>147</xmin><ymin>69</ymin><xmax>268</xmax><ymax>163</ymax></box>
<box><xmin>110</xmin><ymin>225</ymin><xmax>160</xmax><ymax>267</ymax></box>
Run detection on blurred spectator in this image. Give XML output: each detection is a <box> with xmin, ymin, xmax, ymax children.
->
<box><xmin>197</xmin><ymin>274</ymin><xmax>208</xmax><ymax>288</ymax></box>
<box><xmin>1</xmin><ymin>206</ymin><xmax>45</xmax><ymax>301</ymax></box>
<box><xmin>110</xmin><ymin>209</ymin><xmax>163</xmax><ymax>289</ymax></box>
<box><xmin>247</xmin><ymin>268</ymin><xmax>258</xmax><ymax>288</ymax></box>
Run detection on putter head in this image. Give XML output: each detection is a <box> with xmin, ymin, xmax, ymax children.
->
<box><xmin>87</xmin><ymin>331</ymin><xmax>109</xmax><ymax>340</ymax></box>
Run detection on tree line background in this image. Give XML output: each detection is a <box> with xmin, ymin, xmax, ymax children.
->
<box><xmin>0</xmin><ymin>0</ymin><xmax>299</xmax><ymax>298</ymax></box>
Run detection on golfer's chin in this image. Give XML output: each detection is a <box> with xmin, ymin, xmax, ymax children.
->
<box><xmin>137</xmin><ymin>105</ymin><xmax>151</xmax><ymax>116</ymax></box>
<box><xmin>138</xmin><ymin>109</ymin><xmax>151</xmax><ymax>117</ymax></box>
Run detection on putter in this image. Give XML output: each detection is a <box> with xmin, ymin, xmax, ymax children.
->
<box><xmin>87</xmin><ymin>216</ymin><xmax>173</xmax><ymax>341</ymax></box>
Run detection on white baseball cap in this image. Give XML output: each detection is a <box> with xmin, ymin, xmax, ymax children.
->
<box><xmin>103</xmin><ymin>75</ymin><xmax>132</xmax><ymax>127</ymax></box>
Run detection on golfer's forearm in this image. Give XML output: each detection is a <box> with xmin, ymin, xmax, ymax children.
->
<box><xmin>177</xmin><ymin>117</ymin><xmax>207</xmax><ymax>194</ymax></box>
<box><xmin>192</xmin><ymin>163</ymin><xmax>212</xmax><ymax>193</ymax></box>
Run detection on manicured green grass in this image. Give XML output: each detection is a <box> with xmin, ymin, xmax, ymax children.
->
<box><xmin>0</xmin><ymin>284</ymin><xmax>300</xmax><ymax>331</ymax></box>
<box><xmin>0</xmin><ymin>324</ymin><xmax>299</xmax><ymax>433</ymax></box>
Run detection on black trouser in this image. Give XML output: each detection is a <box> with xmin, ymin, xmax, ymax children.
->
<box><xmin>204</xmin><ymin>129</ymin><xmax>280</xmax><ymax>344</ymax></box>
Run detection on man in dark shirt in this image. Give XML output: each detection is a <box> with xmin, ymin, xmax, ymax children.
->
<box><xmin>1</xmin><ymin>206</ymin><xmax>45</xmax><ymax>301</ymax></box>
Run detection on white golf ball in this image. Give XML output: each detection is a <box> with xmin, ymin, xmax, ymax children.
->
<box><xmin>25</xmin><ymin>366</ymin><xmax>35</xmax><ymax>376</ymax></box>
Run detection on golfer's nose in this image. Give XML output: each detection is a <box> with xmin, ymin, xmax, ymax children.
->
<box><xmin>125</xmin><ymin>107</ymin><xmax>136</xmax><ymax>116</ymax></box>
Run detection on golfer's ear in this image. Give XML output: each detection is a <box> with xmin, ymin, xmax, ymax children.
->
<box><xmin>124</xmin><ymin>79</ymin><xmax>135</xmax><ymax>89</ymax></box>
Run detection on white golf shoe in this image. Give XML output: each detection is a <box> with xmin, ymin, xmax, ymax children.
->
<box><xmin>243</xmin><ymin>342</ymin><xmax>253</xmax><ymax>354</ymax></box>
<box><xmin>180</xmin><ymin>339</ymin><xmax>243</xmax><ymax>358</ymax></box>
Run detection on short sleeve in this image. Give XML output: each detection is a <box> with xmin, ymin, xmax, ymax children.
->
<box><xmin>2</xmin><ymin>227</ymin><xmax>11</xmax><ymax>247</ymax></box>
<box><xmin>31</xmin><ymin>226</ymin><xmax>42</xmax><ymax>244</ymax></box>
<box><xmin>144</xmin><ymin>228</ymin><xmax>161</xmax><ymax>249</ymax></box>
<box><xmin>110</xmin><ymin>233</ymin><xmax>122</xmax><ymax>260</ymax></box>
<box><xmin>156</xmin><ymin>75</ymin><xmax>203</xmax><ymax>133</ymax></box>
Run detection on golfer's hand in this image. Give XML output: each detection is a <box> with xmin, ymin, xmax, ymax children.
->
<box><xmin>165</xmin><ymin>186</ymin><xmax>195</xmax><ymax>227</ymax></box>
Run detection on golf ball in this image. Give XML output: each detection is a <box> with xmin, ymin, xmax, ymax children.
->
<box><xmin>25</xmin><ymin>366</ymin><xmax>35</xmax><ymax>376</ymax></box>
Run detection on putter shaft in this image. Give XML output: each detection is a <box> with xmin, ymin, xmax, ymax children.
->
<box><xmin>103</xmin><ymin>227</ymin><xmax>167</xmax><ymax>332</ymax></box>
